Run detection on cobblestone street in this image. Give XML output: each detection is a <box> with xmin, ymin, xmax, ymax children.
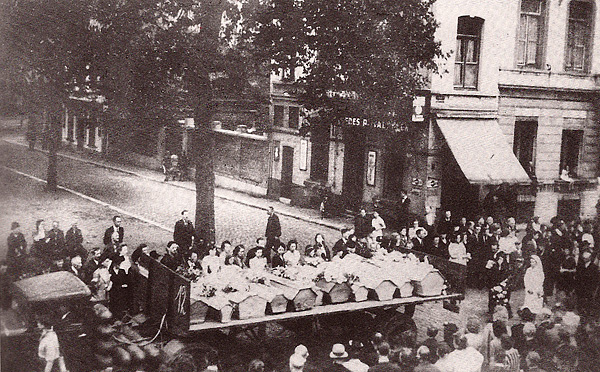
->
<box><xmin>0</xmin><ymin>131</ymin><xmax>523</xmax><ymax>371</ymax></box>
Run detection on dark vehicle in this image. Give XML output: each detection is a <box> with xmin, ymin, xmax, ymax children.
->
<box><xmin>1</xmin><ymin>271</ymin><xmax>94</xmax><ymax>372</ymax></box>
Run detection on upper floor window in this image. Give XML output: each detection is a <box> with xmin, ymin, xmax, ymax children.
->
<box><xmin>559</xmin><ymin>129</ymin><xmax>584</xmax><ymax>178</ymax></box>
<box><xmin>274</xmin><ymin>105</ymin><xmax>284</xmax><ymax>127</ymax></box>
<box><xmin>565</xmin><ymin>1</ymin><xmax>594</xmax><ymax>72</ymax></box>
<box><xmin>289</xmin><ymin>106</ymin><xmax>300</xmax><ymax>129</ymax></box>
<box><xmin>454</xmin><ymin>16</ymin><xmax>484</xmax><ymax>89</ymax></box>
<box><xmin>517</xmin><ymin>0</ymin><xmax>546</xmax><ymax>68</ymax></box>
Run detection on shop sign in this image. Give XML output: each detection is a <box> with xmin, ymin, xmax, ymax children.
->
<box><xmin>342</xmin><ymin>117</ymin><xmax>409</xmax><ymax>132</ymax></box>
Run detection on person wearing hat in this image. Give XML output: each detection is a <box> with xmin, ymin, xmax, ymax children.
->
<box><xmin>7</xmin><ymin>221</ymin><xmax>27</xmax><ymax>279</ymax></box>
<box><xmin>324</xmin><ymin>344</ymin><xmax>351</xmax><ymax>372</ymax></box>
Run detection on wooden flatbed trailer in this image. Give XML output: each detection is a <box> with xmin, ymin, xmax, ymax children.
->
<box><xmin>134</xmin><ymin>249</ymin><xmax>466</xmax><ymax>339</ymax></box>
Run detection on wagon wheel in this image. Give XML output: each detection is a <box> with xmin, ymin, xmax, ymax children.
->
<box><xmin>382</xmin><ymin>312</ymin><xmax>417</xmax><ymax>347</ymax></box>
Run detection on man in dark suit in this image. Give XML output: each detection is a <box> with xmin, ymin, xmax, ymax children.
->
<box><xmin>47</xmin><ymin>221</ymin><xmax>66</xmax><ymax>262</ymax></box>
<box><xmin>173</xmin><ymin>210</ymin><xmax>196</xmax><ymax>252</ymax></box>
<box><xmin>265</xmin><ymin>206</ymin><xmax>281</xmax><ymax>254</ymax></box>
<box><xmin>103</xmin><ymin>215</ymin><xmax>124</xmax><ymax>249</ymax></box>
<box><xmin>396</xmin><ymin>190</ymin><xmax>411</xmax><ymax>231</ymax></box>
<box><xmin>437</xmin><ymin>210</ymin><xmax>454</xmax><ymax>236</ymax></box>
<box><xmin>354</xmin><ymin>208</ymin><xmax>372</xmax><ymax>239</ymax></box>
<box><xmin>332</xmin><ymin>228</ymin><xmax>352</xmax><ymax>258</ymax></box>
<box><xmin>65</xmin><ymin>222</ymin><xmax>86</xmax><ymax>261</ymax></box>
<box><xmin>161</xmin><ymin>241</ymin><xmax>183</xmax><ymax>271</ymax></box>
<box><xmin>575</xmin><ymin>249</ymin><xmax>599</xmax><ymax>316</ymax></box>
<box><xmin>411</xmin><ymin>228</ymin><xmax>427</xmax><ymax>252</ymax></box>
<box><xmin>82</xmin><ymin>247</ymin><xmax>102</xmax><ymax>284</ymax></box>
<box><xmin>7</xmin><ymin>222</ymin><xmax>27</xmax><ymax>279</ymax></box>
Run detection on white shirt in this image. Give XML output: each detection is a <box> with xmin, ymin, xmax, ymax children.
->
<box><xmin>371</xmin><ymin>216</ymin><xmax>386</xmax><ymax>237</ymax></box>
<box><xmin>39</xmin><ymin>328</ymin><xmax>61</xmax><ymax>361</ymax></box>
<box><xmin>342</xmin><ymin>358</ymin><xmax>369</xmax><ymax>372</ymax></box>
<box><xmin>284</xmin><ymin>250</ymin><xmax>301</xmax><ymax>266</ymax></box>
<box><xmin>446</xmin><ymin>347</ymin><xmax>483</xmax><ymax>372</ymax></box>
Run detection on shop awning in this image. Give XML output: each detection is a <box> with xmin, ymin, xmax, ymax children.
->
<box><xmin>436</xmin><ymin>119</ymin><xmax>531</xmax><ymax>185</ymax></box>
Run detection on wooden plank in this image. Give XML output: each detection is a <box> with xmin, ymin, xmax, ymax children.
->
<box><xmin>188</xmin><ymin>293</ymin><xmax>463</xmax><ymax>332</ymax></box>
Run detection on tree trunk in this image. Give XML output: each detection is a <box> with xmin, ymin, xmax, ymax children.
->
<box><xmin>46</xmin><ymin>108</ymin><xmax>61</xmax><ymax>191</ymax></box>
<box><xmin>193</xmin><ymin>72</ymin><xmax>216</xmax><ymax>251</ymax></box>
<box><xmin>192</xmin><ymin>0</ymin><xmax>222</xmax><ymax>252</ymax></box>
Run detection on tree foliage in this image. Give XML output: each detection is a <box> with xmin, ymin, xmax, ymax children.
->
<box><xmin>251</xmin><ymin>0</ymin><xmax>444</xmax><ymax>127</ymax></box>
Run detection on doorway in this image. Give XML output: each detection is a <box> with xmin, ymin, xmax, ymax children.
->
<box><xmin>281</xmin><ymin>146</ymin><xmax>294</xmax><ymax>199</ymax></box>
<box><xmin>342</xmin><ymin>128</ymin><xmax>366</xmax><ymax>209</ymax></box>
<box><xmin>441</xmin><ymin>147</ymin><xmax>480</xmax><ymax>219</ymax></box>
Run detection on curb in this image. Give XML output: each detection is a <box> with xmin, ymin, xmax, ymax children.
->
<box><xmin>3</xmin><ymin>138</ymin><xmax>345</xmax><ymax>231</ymax></box>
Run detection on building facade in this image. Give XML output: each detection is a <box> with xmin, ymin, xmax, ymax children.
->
<box><xmin>429</xmin><ymin>0</ymin><xmax>600</xmax><ymax>223</ymax></box>
<box><xmin>266</xmin><ymin>0</ymin><xmax>600</xmax><ymax>225</ymax></box>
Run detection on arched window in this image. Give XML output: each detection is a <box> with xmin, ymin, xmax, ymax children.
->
<box><xmin>565</xmin><ymin>1</ymin><xmax>594</xmax><ymax>72</ymax></box>
<box><xmin>517</xmin><ymin>0</ymin><xmax>546</xmax><ymax>68</ymax></box>
<box><xmin>454</xmin><ymin>16</ymin><xmax>484</xmax><ymax>89</ymax></box>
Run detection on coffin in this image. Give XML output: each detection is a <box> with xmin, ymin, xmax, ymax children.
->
<box><xmin>372</xmin><ymin>280</ymin><xmax>398</xmax><ymax>301</ymax></box>
<box><xmin>351</xmin><ymin>283</ymin><xmax>369</xmax><ymax>302</ymax></box>
<box><xmin>267</xmin><ymin>276</ymin><xmax>319</xmax><ymax>311</ymax></box>
<box><xmin>413</xmin><ymin>270</ymin><xmax>445</xmax><ymax>297</ymax></box>
<box><xmin>316</xmin><ymin>279</ymin><xmax>352</xmax><ymax>304</ymax></box>
<box><xmin>195</xmin><ymin>296</ymin><xmax>234</xmax><ymax>323</ymax></box>
<box><xmin>229</xmin><ymin>292</ymin><xmax>268</xmax><ymax>320</ymax></box>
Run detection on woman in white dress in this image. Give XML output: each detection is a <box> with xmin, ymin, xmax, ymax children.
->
<box><xmin>201</xmin><ymin>246</ymin><xmax>222</xmax><ymax>274</ymax></box>
<box><xmin>448</xmin><ymin>234</ymin><xmax>470</xmax><ymax>266</ymax></box>
<box><xmin>523</xmin><ymin>255</ymin><xmax>544</xmax><ymax>314</ymax></box>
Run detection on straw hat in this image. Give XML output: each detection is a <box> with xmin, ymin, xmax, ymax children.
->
<box><xmin>329</xmin><ymin>343</ymin><xmax>348</xmax><ymax>359</ymax></box>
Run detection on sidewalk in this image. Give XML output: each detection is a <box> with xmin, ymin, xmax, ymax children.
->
<box><xmin>2</xmin><ymin>133</ymin><xmax>352</xmax><ymax>231</ymax></box>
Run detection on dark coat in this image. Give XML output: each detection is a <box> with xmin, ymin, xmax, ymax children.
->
<box><xmin>46</xmin><ymin>228</ymin><xmax>66</xmax><ymax>261</ymax></box>
<box><xmin>437</xmin><ymin>218</ymin><xmax>455</xmax><ymax>236</ymax></box>
<box><xmin>411</xmin><ymin>237</ymin><xmax>425</xmax><ymax>252</ymax></box>
<box><xmin>173</xmin><ymin>219</ymin><xmax>196</xmax><ymax>250</ymax></box>
<box><xmin>109</xmin><ymin>268</ymin><xmax>133</xmax><ymax>317</ymax></box>
<box><xmin>82</xmin><ymin>258</ymin><xmax>100</xmax><ymax>285</ymax></box>
<box><xmin>396</xmin><ymin>197</ymin><xmax>411</xmax><ymax>227</ymax></box>
<box><xmin>103</xmin><ymin>226</ymin><xmax>124</xmax><ymax>246</ymax></box>
<box><xmin>332</xmin><ymin>238</ymin><xmax>349</xmax><ymax>257</ymax></box>
<box><xmin>265</xmin><ymin>213</ymin><xmax>281</xmax><ymax>238</ymax></box>
<box><xmin>7</xmin><ymin>232</ymin><xmax>27</xmax><ymax>277</ymax></box>
<box><xmin>485</xmin><ymin>251</ymin><xmax>511</xmax><ymax>288</ymax></box>
<box><xmin>271</xmin><ymin>254</ymin><xmax>286</xmax><ymax>268</ymax></box>
<box><xmin>65</xmin><ymin>227</ymin><xmax>86</xmax><ymax>259</ymax></box>
<box><xmin>575</xmin><ymin>261</ymin><xmax>599</xmax><ymax>299</ymax></box>
<box><xmin>354</xmin><ymin>214</ymin><xmax>373</xmax><ymax>239</ymax></box>
<box><xmin>161</xmin><ymin>252</ymin><xmax>183</xmax><ymax>272</ymax></box>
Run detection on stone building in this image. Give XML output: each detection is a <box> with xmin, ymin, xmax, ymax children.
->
<box><xmin>266</xmin><ymin>0</ymin><xmax>600</xmax><ymax>224</ymax></box>
<box><xmin>429</xmin><ymin>0</ymin><xmax>600</xmax><ymax>223</ymax></box>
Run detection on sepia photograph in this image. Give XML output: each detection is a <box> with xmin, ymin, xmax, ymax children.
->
<box><xmin>0</xmin><ymin>0</ymin><xmax>599</xmax><ymax>371</ymax></box>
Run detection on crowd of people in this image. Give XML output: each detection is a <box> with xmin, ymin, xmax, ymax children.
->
<box><xmin>3</xmin><ymin>198</ymin><xmax>600</xmax><ymax>372</ymax></box>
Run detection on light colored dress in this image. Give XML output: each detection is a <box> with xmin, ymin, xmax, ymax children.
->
<box><xmin>201</xmin><ymin>255</ymin><xmax>222</xmax><ymax>274</ymax></box>
<box><xmin>249</xmin><ymin>256</ymin><xmax>267</xmax><ymax>271</ymax></box>
<box><xmin>523</xmin><ymin>255</ymin><xmax>544</xmax><ymax>313</ymax></box>
<box><xmin>371</xmin><ymin>216</ymin><xmax>386</xmax><ymax>239</ymax></box>
<box><xmin>284</xmin><ymin>250</ymin><xmax>301</xmax><ymax>266</ymax></box>
<box><xmin>91</xmin><ymin>267</ymin><xmax>112</xmax><ymax>302</ymax></box>
<box><xmin>448</xmin><ymin>242</ymin><xmax>469</xmax><ymax>265</ymax></box>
